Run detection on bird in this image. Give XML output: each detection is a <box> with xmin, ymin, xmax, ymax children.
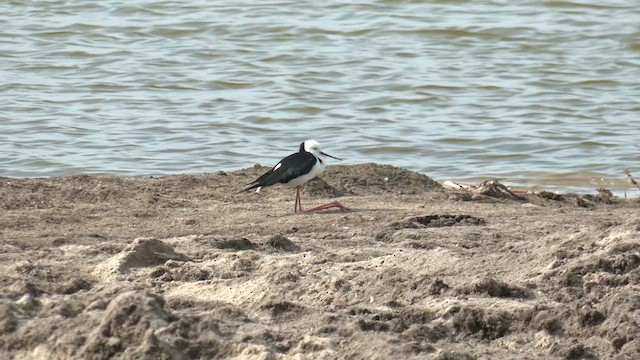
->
<box><xmin>241</xmin><ymin>140</ymin><xmax>346</xmax><ymax>213</ymax></box>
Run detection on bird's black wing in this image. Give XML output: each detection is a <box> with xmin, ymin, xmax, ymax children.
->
<box><xmin>242</xmin><ymin>152</ymin><xmax>317</xmax><ymax>191</ymax></box>
<box><xmin>247</xmin><ymin>167</ymin><xmax>274</xmax><ymax>186</ymax></box>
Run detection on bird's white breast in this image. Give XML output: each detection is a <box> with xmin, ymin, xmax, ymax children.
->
<box><xmin>287</xmin><ymin>156</ymin><xmax>325</xmax><ymax>187</ymax></box>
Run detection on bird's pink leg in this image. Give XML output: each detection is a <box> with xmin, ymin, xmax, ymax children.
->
<box><xmin>294</xmin><ymin>186</ymin><xmax>302</xmax><ymax>213</ymax></box>
<box><xmin>293</xmin><ymin>186</ymin><xmax>347</xmax><ymax>214</ymax></box>
<box><xmin>302</xmin><ymin>200</ymin><xmax>347</xmax><ymax>213</ymax></box>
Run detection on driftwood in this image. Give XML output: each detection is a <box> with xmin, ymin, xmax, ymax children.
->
<box><xmin>476</xmin><ymin>180</ymin><xmax>526</xmax><ymax>200</ymax></box>
<box><xmin>624</xmin><ymin>168</ymin><xmax>640</xmax><ymax>192</ymax></box>
<box><xmin>443</xmin><ymin>179</ymin><xmax>525</xmax><ymax>200</ymax></box>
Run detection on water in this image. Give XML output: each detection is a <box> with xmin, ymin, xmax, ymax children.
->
<box><xmin>1</xmin><ymin>0</ymin><xmax>639</xmax><ymax>194</ymax></box>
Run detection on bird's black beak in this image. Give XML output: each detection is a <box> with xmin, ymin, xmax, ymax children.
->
<box><xmin>321</xmin><ymin>151</ymin><xmax>342</xmax><ymax>161</ymax></box>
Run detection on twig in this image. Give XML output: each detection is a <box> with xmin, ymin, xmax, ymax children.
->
<box><xmin>624</xmin><ymin>168</ymin><xmax>640</xmax><ymax>191</ymax></box>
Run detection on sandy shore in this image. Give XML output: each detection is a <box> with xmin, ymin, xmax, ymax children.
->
<box><xmin>1</xmin><ymin>164</ymin><xmax>639</xmax><ymax>359</ymax></box>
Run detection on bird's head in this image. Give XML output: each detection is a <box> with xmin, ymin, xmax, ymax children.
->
<box><xmin>301</xmin><ymin>140</ymin><xmax>341</xmax><ymax>161</ymax></box>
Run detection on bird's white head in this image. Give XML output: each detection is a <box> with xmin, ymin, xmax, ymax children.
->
<box><xmin>301</xmin><ymin>140</ymin><xmax>341</xmax><ymax>161</ymax></box>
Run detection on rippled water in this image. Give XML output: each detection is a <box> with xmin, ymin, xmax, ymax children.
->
<box><xmin>1</xmin><ymin>0</ymin><xmax>639</xmax><ymax>193</ymax></box>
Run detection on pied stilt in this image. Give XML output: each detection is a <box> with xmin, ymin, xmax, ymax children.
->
<box><xmin>241</xmin><ymin>140</ymin><xmax>346</xmax><ymax>213</ymax></box>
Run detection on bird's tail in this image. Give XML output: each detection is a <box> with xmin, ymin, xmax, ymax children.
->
<box><xmin>237</xmin><ymin>182</ymin><xmax>259</xmax><ymax>194</ymax></box>
<box><xmin>239</xmin><ymin>168</ymin><xmax>273</xmax><ymax>193</ymax></box>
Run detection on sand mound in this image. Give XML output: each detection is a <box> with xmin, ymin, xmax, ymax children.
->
<box><xmin>94</xmin><ymin>238</ymin><xmax>191</xmax><ymax>279</ymax></box>
<box><xmin>264</xmin><ymin>235</ymin><xmax>300</xmax><ymax>252</ymax></box>
<box><xmin>305</xmin><ymin>177</ymin><xmax>348</xmax><ymax>198</ymax></box>
<box><xmin>78</xmin><ymin>290</ymin><xmax>176</xmax><ymax>359</ymax></box>
<box><xmin>324</xmin><ymin>163</ymin><xmax>443</xmax><ymax>195</ymax></box>
<box><xmin>17</xmin><ymin>289</ymin><xmax>225</xmax><ymax>360</ymax></box>
<box><xmin>231</xmin><ymin>163</ymin><xmax>443</xmax><ymax>197</ymax></box>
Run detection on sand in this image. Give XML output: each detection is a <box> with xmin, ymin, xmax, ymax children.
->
<box><xmin>1</xmin><ymin>163</ymin><xmax>639</xmax><ymax>360</ymax></box>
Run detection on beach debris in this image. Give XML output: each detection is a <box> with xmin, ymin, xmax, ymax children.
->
<box><xmin>571</xmin><ymin>187</ymin><xmax>617</xmax><ymax>207</ymax></box>
<box><xmin>475</xmin><ymin>180</ymin><xmax>526</xmax><ymax>200</ymax></box>
<box><xmin>537</xmin><ymin>188</ymin><xmax>616</xmax><ymax>206</ymax></box>
<box><xmin>443</xmin><ymin>180</ymin><xmax>525</xmax><ymax>200</ymax></box>
<box><xmin>536</xmin><ymin>191</ymin><xmax>565</xmax><ymax>201</ymax></box>
<box><xmin>596</xmin><ymin>188</ymin><xmax>614</xmax><ymax>204</ymax></box>
<box><xmin>576</xmin><ymin>196</ymin><xmax>596</xmax><ymax>208</ymax></box>
<box><xmin>443</xmin><ymin>180</ymin><xmax>472</xmax><ymax>191</ymax></box>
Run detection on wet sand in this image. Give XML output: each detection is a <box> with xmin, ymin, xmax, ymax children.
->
<box><xmin>1</xmin><ymin>164</ymin><xmax>639</xmax><ymax>359</ymax></box>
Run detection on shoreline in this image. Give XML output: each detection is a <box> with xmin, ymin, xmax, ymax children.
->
<box><xmin>2</xmin><ymin>163</ymin><xmax>637</xmax><ymax>198</ymax></box>
<box><xmin>1</xmin><ymin>163</ymin><xmax>639</xmax><ymax>359</ymax></box>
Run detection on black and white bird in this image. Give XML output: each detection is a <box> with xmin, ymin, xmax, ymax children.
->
<box><xmin>241</xmin><ymin>140</ymin><xmax>346</xmax><ymax>213</ymax></box>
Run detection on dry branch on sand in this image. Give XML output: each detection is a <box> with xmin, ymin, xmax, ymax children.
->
<box><xmin>624</xmin><ymin>168</ymin><xmax>640</xmax><ymax>192</ymax></box>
